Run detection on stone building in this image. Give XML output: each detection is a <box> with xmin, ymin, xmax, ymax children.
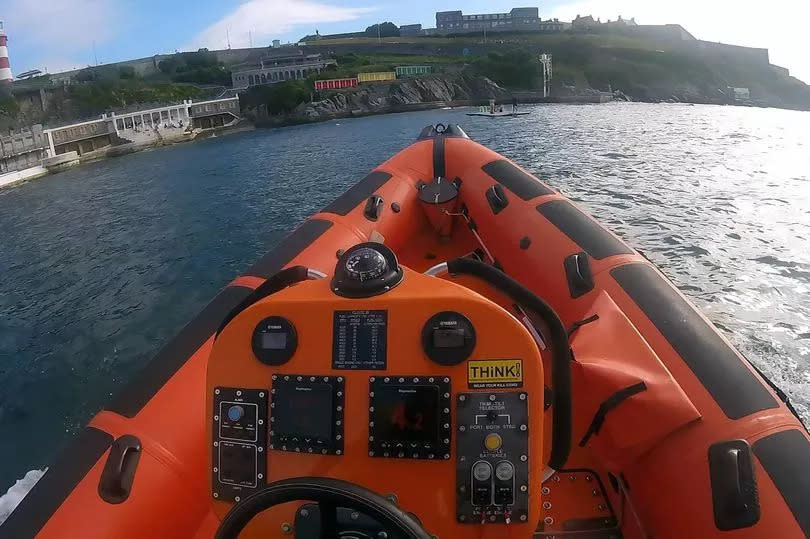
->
<box><xmin>436</xmin><ymin>7</ymin><xmax>540</xmax><ymax>32</ymax></box>
<box><xmin>0</xmin><ymin>125</ymin><xmax>49</xmax><ymax>173</ymax></box>
<box><xmin>572</xmin><ymin>15</ymin><xmax>598</xmax><ymax>30</ymax></box>
<box><xmin>231</xmin><ymin>52</ymin><xmax>336</xmax><ymax>89</ymax></box>
<box><xmin>399</xmin><ymin>24</ymin><xmax>423</xmax><ymax>36</ymax></box>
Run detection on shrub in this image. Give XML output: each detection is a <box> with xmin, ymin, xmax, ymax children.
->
<box><xmin>240</xmin><ymin>81</ymin><xmax>310</xmax><ymax>115</ymax></box>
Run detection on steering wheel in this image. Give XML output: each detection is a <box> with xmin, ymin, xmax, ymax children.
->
<box><xmin>215</xmin><ymin>477</ymin><xmax>431</xmax><ymax>539</ymax></box>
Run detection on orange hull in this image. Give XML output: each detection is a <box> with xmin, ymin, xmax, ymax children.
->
<box><xmin>3</xmin><ymin>124</ymin><xmax>808</xmax><ymax>539</ymax></box>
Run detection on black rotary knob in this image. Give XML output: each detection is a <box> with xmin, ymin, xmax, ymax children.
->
<box><xmin>345</xmin><ymin>247</ymin><xmax>388</xmax><ymax>282</ymax></box>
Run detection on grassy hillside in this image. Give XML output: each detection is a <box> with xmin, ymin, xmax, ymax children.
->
<box><xmin>5</xmin><ymin>30</ymin><xmax>809</xmax><ymax>130</ymax></box>
<box><xmin>68</xmin><ymin>79</ymin><xmax>202</xmax><ymax>117</ymax></box>
<box><xmin>4</xmin><ymin>63</ymin><xmax>220</xmax><ymax>129</ymax></box>
<box><xmin>305</xmin><ymin>32</ymin><xmax>810</xmax><ymax>109</ymax></box>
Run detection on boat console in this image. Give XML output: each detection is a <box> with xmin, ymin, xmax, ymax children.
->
<box><xmin>8</xmin><ymin>126</ymin><xmax>804</xmax><ymax>539</ymax></box>
<box><xmin>206</xmin><ymin>243</ymin><xmax>547</xmax><ymax>538</ymax></box>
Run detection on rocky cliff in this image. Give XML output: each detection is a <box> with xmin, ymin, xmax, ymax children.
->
<box><xmin>254</xmin><ymin>73</ymin><xmax>511</xmax><ymax>126</ymax></box>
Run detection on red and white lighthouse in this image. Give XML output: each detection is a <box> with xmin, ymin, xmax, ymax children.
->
<box><xmin>0</xmin><ymin>21</ymin><xmax>12</xmax><ymax>85</ymax></box>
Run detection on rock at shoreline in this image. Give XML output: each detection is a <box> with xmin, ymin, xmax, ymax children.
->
<box><xmin>255</xmin><ymin>74</ymin><xmax>511</xmax><ymax>126</ymax></box>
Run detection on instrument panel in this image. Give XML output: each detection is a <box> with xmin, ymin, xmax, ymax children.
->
<box><xmin>206</xmin><ymin>259</ymin><xmax>545</xmax><ymax>537</ymax></box>
<box><xmin>368</xmin><ymin>375</ymin><xmax>452</xmax><ymax>460</ymax></box>
<box><xmin>269</xmin><ymin>375</ymin><xmax>345</xmax><ymax>455</ymax></box>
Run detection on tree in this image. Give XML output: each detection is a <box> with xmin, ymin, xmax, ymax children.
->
<box><xmin>365</xmin><ymin>22</ymin><xmax>400</xmax><ymax>38</ymax></box>
<box><xmin>241</xmin><ymin>81</ymin><xmax>310</xmax><ymax>115</ymax></box>
<box><xmin>157</xmin><ymin>51</ymin><xmax>230</xmax><ymax>85</ymax></box>
<box><xmin>472</xmin><ymin>50</ymin><xmax>541</xmax><ymax>89</ymax></box>
<box><xmin>0</xmin><ymin>96</ymin><xmax>20</xmax><ymax>116</ymax></box>
<box><xmin>73</xmin><ymin>68</ymin><xmax>97</xmax><ymax>82</ymax></box>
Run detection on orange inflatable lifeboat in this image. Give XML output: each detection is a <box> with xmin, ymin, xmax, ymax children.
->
<box><xmin>3</xmin><ymin>124</ymin><xmax>809</xmax><ymax>539</ymax></box>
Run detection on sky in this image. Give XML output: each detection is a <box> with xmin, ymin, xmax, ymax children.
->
<box><xmin>2</xmin><ymin>0</ymin><xmax>810</xmax><ymax>83</ymax></box>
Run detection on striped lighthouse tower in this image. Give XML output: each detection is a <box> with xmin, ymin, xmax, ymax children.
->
<box><xmin>0</xmin><ymin>20</ymin><xmax>12</xmax><ymax>86</ymax></box>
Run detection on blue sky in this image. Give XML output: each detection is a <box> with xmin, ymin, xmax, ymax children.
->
<box><xmin>3</xmin><ymin>0</ymin><xmax>810</xmax><ymax>82</ymax></box>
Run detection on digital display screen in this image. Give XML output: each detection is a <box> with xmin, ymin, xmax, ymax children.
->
<box><xmin>260</xmin><ymin>332</ymin><xmax>287</xmax><ymax>350</ymax></box>
<box><xmin>372</xmin><ymin>385</ymin><xmax>440</xmax><ymax>443</ymax></box>
<box><xmin>433</xmin><ymin>328</ymin><xmax>465</xmax><ymax>348</ymax></box>
<box><xmin>272</xmin><ymin>383</ymin><xmax>334</xmax><ymax>440</ymax></box>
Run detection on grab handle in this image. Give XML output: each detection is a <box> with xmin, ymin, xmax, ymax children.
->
<box><xmin>364</xmin><ymin>195</ymin><xmax>384</xmax><ymax>221</ymax></box>
<box><xmin>724</xmin><ymin>449</ymin><xmax>745</xmax><ymax>512</ymax></box>
<box><xmin>485</xmin><ymin>185</ymin><xmax>509</xmax><ymax>214</ymax></box>
<box><xmin>708</xmin><ymin>440</ymin><xmax>760</xmax><ymax>530</ymax></box>
<box><xmin>99</xmin><ymin>435</ymin><xmax>142</xmax><ymax>504</ymax></box>
<box><xmin>563</xmin><ymin>252</ymin><xmax>594</xmax><ymax>298</ymax></box>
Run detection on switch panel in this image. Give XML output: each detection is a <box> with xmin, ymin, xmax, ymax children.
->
<box><xmin>212</xmin><ymin>387</ymin><xmax>268</xmax><ymax>502</ymax></box>
<box><xmin>456</xmin><ymin>391</ymin><xmax>529</xmax><ymax>524</ymax></box>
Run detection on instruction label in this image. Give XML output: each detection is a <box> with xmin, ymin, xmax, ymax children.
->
<box><xmin>467</xmin><ymin>359</ymin><xmax>523</xmax><ymax>389</ymax></box>
<box><xmin>332</xmin><ymin>310</ymin><xmax>387</xmax><ymax>370</ymax></box>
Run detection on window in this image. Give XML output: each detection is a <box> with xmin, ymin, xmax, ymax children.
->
<box><xmin>170</xmin><ymin>109</ymin><xmax>178</xmax><ymax>120</ymax></box>
<box><xmin>116</xmin><ymin>119</ymin><xmax>124</xmax><ymax>130</ymax></box>
<box><xmin>249</xmin><ymin>74</ymin><xmax>255</xmax><ymax>85</ymax></box>
<box><xmin>153</xmin><ymin>112</ymin><xmax>161</xmax><ymax>123</ymax></box>
<box><xmin>161</xmin><ymin>110</ymin><xmax>169</xmax><ymax>120</ymax></box>
<box><xmin>261</xmin><ymin>73</ymin><xmax>267</xmax><ymax>83</ymax></box>
<box><xmin>124</xmin><ymin>117</ymin><xmax>133</xmax><ymax>129</ymax></box>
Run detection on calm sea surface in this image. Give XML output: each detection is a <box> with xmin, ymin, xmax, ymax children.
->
<box><xmin>1</xmin><ymin>103</ymin><xmax>809</xmax><ymax>497</ymax></box>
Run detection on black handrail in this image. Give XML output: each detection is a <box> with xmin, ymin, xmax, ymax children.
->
<box><xmin>215</xmin><ymin>265</ymin><xmax>312</xmax><ymax>337</ymax></box>
<box><xmin>446</xmin><ymin>256</ymin><xmax>572</xmax><ymax>470</ymax></box>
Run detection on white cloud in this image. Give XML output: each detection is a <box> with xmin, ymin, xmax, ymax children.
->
<box><xmin>5</xmin><ymin>0</ymin><xmax>116</xmax><ymax>51</ymax></box>
<box><xmin>549</xmin><ymin>0</ymin><xmax>810</xmax><ymax>83</ymax></box>
<box><xmin>3</xmin><ymin>0</ymin><xmax>118</xmax><ymax>73</ymax></box>
<box><xmin>188</xmin><ymin>0</ymin><xmax>377</xmax><ymax>50</ymax></box>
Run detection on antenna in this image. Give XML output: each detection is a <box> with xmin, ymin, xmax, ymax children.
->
<box><xmin>226</xmin><ymin>28</ymin><xmax>231</xmax><ymax>49</ymax></box>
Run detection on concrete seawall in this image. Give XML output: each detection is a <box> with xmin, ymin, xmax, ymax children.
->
<box><xmin>0</xmin><ymin>121</ymin><xmax>251</xmax><ymax>191</ymax></box>
<box><xmin>1</xmin><ymin>96</ymin><xmax>244</xmax><ymax>190</ymax></box>
<box><xmin>0</xmin><ymin>166</ymin><xmax>48</xmax><ymax>189</ymax></box>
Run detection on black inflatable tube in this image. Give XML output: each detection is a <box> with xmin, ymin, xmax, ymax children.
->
<box><xmin>446</xmin><ymin>257</ymin><xmax>572</xmax><ymax>471</ymax></box>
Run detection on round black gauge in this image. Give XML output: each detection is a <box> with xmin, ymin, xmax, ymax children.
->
<box><xmin>345</xmin><ymin>247</ymin><xmax>388</xmax><ymax>282</ymax></box>
<box><xmin>331</xmin><ymin>243</ymin><xmax>403</xmax><ymax>298</ymax></box>
<box><xmin>421</xmin><ymin>311</ymin><xmax>476</xmax><ymax>366</ymax></box>
<box><xmin>251</xmin><ymin>316</ymin><xmax>297</xmax><ymax>366</ymax></box>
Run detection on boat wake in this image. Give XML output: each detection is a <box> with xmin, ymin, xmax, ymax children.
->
<box><xmin>0</xmin><ymin>469</ymin><xmax>46</xmax><ymax>525</ymax></box>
